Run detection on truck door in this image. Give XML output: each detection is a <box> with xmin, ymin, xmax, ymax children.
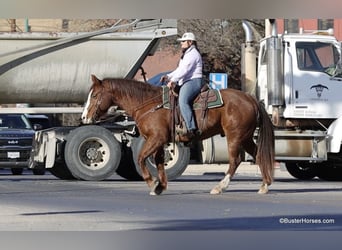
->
<box><xmin>284</xmin><ymin>40</ymin><xmax>342</xmax><ymax>119</ymax></box>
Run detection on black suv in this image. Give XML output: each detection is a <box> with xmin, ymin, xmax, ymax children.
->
<box><xmin>0</xmin><ymin>114</ymin><xmax>45</xmax><ymax>175</ymax></box>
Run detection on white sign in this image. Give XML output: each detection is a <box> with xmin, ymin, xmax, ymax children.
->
<box><xmin>209</xmin><ymin>73</ymin><xmax>228</xmax><ymax>89</ymax></box>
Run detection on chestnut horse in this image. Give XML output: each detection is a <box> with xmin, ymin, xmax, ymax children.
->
<box><xmin>81</xmin><ymin>75</ymin><xmax>275</xmax><ymax>195</ymax></box>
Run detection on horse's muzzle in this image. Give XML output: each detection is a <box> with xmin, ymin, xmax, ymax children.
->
<box><xmin>81</xmin><ymin>116</ymin><xmax>94</xmax><ymax>125</ymax></box>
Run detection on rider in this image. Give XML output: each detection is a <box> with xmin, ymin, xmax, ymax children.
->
<box><xmin>161</xmin><ymin>32</ymin><xmax>203</xmax><ymax>139</ymax></box>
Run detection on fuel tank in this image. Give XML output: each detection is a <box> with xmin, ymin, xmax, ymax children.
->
<box><xmin>200</xmin><ymin>130</ymin><xmax>327</xmax><ymax>164</ymax></box>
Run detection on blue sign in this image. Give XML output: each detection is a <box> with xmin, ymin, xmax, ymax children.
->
<box><xmin>209</xmin><ymin>73</ymin><xmax>228</xmax><ymax>89</ymax></box>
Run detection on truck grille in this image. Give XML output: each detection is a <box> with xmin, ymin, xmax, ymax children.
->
<box><xmin>0</xmin><ymin>138</ymin><xmax>33</xmax><ymax>147</ymax></box>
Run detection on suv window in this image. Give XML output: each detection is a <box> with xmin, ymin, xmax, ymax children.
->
<box><xmin>26</xmin><ymin>115</ymin><xmax>52</xmax><ymax>129</ymax></box>
<box><xmin>0</xmin><ymin>114</ymin><xmax>32</xmax><ymax>129</ymax></box>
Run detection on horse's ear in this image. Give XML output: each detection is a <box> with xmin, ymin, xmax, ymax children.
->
<box><xmin>91</xmin><ymin>74</ymin><xmax>101</xmax><ymax>85</ymax></box>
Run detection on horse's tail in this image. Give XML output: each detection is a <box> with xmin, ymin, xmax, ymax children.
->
<box><xmin>256</xmin><ymin>102</ymin><xmax>275</xmax><ymax>185</ymax></box>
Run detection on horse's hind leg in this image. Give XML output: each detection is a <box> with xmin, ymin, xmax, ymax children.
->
<box><xmin>210</xmin><ymin>140</ymin><xmax>242</xmax><ymax>195</ymax></box>
<box><xmin>242</xmin><ymin>138</ymin><xmax>269</xmax><ymax>194</ymax></box>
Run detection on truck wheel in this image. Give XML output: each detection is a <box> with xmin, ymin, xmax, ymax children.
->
<box><xmin>49</xmin><ymin>160</ymin><xmax>76</xmax><ymax>180</ymax></box>
<box><xmin>32</xmin><ymin>168</ymin><xmax>45</xmax><ymax>175</ymax></box>
<box><xmin>317</xmin><ymin>161</ymin><xmax>342</xmax><ymax>181</ymax></box>
<box><xmin>131</xmin><ymin>136</ymin><xmax>190</xmax><ymax>180</ymax></box>
<box><xmin>116</xmin><ymin>144</ymin><xmax>143</xmax><ymax>181</ymax></box>
<box><xmin>64</xmin><ymin>125</ymin><xmax>122</xmax><ymax>181</ymax></box>
<box><xmin>285</xmin><ymin>162</ymin><xmax>317</xmax><ymax>180</ymax></box>
<box><xmin>11</xmin><ymin>168</ymin><xmax>23</xmax><ymax>175</ymax></box>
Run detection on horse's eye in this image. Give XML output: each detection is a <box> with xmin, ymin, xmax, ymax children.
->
<box><xmin>91</xmin><ymin>93</ymin><xmax>97</xmax><ymax>98</ymax></box>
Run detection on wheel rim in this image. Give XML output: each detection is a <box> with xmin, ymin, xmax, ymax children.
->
<box><xmin>146</xmin><ymin>143</ymin><xmax>180</xmax><ymax>170</ymax></box>
<box><xmin>78</xmin><ymin>137</ymin><xmax>110</xmax><ymax>170</ymax></box>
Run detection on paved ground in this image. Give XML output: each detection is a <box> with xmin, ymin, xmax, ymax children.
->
<box><xmin>0</xmin><ymin>163</ymin><xmax>341</xmax><ymax>248</ymax></box>
<box><xmin>183</xmin><ymin>161</ymin><xmax>291</xmax><ymax>178</ymax></box>
<box><xmin>1</xmin><ymin>162</ymin><xmax>341</xmax><ymax>232</ymax></box>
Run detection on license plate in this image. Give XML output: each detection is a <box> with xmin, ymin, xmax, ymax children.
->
<box><xmin>7</xmin><ymin>152</ymin><xmax>20</xmax><ymax>159</ymax></box>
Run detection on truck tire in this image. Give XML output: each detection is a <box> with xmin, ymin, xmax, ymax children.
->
<box><xmin>285</xmin><ymin>162</ymin><xmax>318</xmax><ymax>180</ymax></box>
<box><xmin>131</xmin><ymin>136</ymin><xmax>190</xmax><ymax>181</ymax></box>
<box><xmin>64</xmin><ymin>125</ymin><xmax>122</xmax><ymax>181</ymax></box>
<box><xmin>11</xmin><ymin>168</ymin><xmax>23</xmax><ymax>175</ymax></box>
<box><xmin>32</xmin><ymin>168</ymin><xmax>45</xmax><ymax>175</ymax></box>
<box><xmin>49</xmin><ymin>160</ymin><xmax>76</xmax><ymax>180</ymax></box>
<box><xmin>317</xmin><ymin>161</ymin><xmax>342</xmax><ymax>181</ymax></box>
<box><xmin>116</xmin><ymin>144</ymin><xmax>143</xmax><ymax>181</ymax></box>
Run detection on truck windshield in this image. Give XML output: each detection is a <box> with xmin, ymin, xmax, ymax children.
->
<box><xmin>296</xmin><ymin>42</ymin><xmax>340</xmax><ymax>75</ymax></box>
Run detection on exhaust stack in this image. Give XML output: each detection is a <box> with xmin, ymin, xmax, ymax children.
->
<box><xmin>241</xmin><ymin>20</ymin><xmax>256</xmax><ymax>96</ymax></box>
<box><xmin>266</xmin><ymin>19</ymin><xmax>284</xmax><ymax>107</ymax></box>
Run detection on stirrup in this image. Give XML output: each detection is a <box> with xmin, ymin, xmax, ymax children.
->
<box><xmin>175</xmin><ymin>125</ymin><xmax>187</xmax><ymax>135</ymax></box>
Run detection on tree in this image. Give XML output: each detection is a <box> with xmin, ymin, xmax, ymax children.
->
<box><xmin>166</xmin><ymin>19</ymin><xmax>265</xmax><ymax>89</ymax></box>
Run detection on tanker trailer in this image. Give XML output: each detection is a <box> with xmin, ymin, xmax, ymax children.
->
<box><xmin>0</xmin><ymin>19</ymin><xmax>192</xmax><ymax>181</ymax></box>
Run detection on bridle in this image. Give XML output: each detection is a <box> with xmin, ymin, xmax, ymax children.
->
<box><xmin>88</xmin><ymin>85</ymin><xmax>109</xmax><ymax>123</ymax></box>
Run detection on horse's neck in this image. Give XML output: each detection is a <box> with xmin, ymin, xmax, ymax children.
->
<box><xmin>114</xmin><ymin>92</ymin><xmax>148</xmax><ymax>118</ymax></box>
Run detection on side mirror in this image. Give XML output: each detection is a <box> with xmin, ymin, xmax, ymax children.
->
<box><xmin>33</xmin><ymin>124</ymin><xmax>43</xmax><ymax>130</ymax></box>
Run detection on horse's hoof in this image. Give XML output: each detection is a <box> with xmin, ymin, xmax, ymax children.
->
<box><xmin>210</xmin><ymin>187</ymin><xmax>222</xmax><ymax>195</ymax></box>
<box><xmin>154</xmin><ymin>184</ymin><xmax>164</xmax><ymax>195</ymax></box>
<box><xmin>258</xmin><ymin>187</ymin><xmax>269</xmax><ymax>194</ymax></box>
<box><xmin>149</xmin><ymin>180</ymin><xmax>164</xmax><ymax>195</ymax></box>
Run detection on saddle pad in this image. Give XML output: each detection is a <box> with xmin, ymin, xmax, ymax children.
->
<box><xmin>162</xmin><ymin>86</ymin><xmax>224</xmax><ymax>109</ymax></box>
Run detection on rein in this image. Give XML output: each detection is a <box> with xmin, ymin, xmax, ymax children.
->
<box><xmin>132</xmin><ymin>92</ymin><xmax>167</xmax><ymax>126</ymax></box>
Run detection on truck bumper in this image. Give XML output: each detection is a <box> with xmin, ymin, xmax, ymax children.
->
<box><xmin>29</xmin><ymin>127</ymin><xmax>74</xmax><ymax>169</ymax></box>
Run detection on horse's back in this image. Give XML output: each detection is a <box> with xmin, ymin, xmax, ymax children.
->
<box><xmin>215</xmin><ymin>88</ymin><xmax>260</xmax><ymax>136</ymax></box>
<box><xmin>219</xmin><ymin>88</ymin><xmax>258</xmax><ymax>111</ymax></box>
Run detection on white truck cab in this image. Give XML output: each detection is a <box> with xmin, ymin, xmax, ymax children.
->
<box><xmin>259</xmin><ymin>33</ymin><xmax>342</xmax><ymax>119</ymax></box>
<box><xmin>256</xmin><ymin>28</ymin><xmax>342</xmax><ymax>180</ymax></box>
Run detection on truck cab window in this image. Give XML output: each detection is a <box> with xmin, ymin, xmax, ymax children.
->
<box><xmin>296</xmin><ymin>42</ymin><xmax>338</xmax><ymax>74</ymax></box>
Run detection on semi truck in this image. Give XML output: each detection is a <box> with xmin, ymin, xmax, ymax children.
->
<box><xmin>202</xmin><ymin>19</ymin><xmax>342</xmax><ymax>181</ymax></box>
<box><xmin>241</xmin><ymin>19</ymin><xmax>342</xmax><ymax>181</ymax></box>
<box><xmin>1</xmin><ymin>19</ymin><xmax>342</xmax><ymax>181</ymax></box>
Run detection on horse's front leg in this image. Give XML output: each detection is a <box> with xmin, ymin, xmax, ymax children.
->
<box><xmin>210</xmin><ymin>173</ymin><xmax>232</xmax><ymax>195</ymax></box>
<box><xmin>137</xmin><ymin>152</ymin><xmax>154</xmax><ymax>189</ymax></box>
<box><xmin>150</xmin><ymin>147</ymin><xmax>168</xmax><ymax>195</ymax></box>
<box><xmin>137</xmin><ymin>139</ymin><xmax>167</xmax><ymax>195</ymax></box>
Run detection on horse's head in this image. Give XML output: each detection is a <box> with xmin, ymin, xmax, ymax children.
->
<box><xmin>81</xmin><ymin>75</ymin><xmax>113</xmax><ymax>124</ymax></box>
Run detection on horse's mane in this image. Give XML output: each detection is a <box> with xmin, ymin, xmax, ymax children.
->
<box><xmin>103</xmin><ymin>78</ymin><xmax>162</xmax><ymax>103</ymax></box>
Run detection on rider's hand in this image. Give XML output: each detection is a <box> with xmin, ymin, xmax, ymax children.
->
<box><xmin>167</xmin><ymin>81</ymin><xmax>175</xmax><ymax>88</ymax></box>
<box><xmin>160</xmin><ymin>75</ymin><xmax>169</xmax><ymax>83</ymax></box>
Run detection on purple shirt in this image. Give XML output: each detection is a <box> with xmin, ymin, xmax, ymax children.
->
<box><xmin>167</xmin><ymin>45</ymin><xmax>202</xmax><ymax>86</ymax></box>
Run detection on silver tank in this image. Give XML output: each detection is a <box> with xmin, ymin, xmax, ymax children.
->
<box><xmin>0</xmin><ymin>19</ymin><xmax>177</xmax><ymax>104</ymax></box>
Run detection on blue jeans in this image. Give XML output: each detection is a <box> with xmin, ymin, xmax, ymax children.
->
<box><xmin>178</xmin><ymin>78</ymin><xmax>202</xmax><ymax>131</ymax></box>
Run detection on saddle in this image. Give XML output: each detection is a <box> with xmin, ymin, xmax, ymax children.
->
<box><xmin>162</xmin><ymin>84</ymin><xmax>223</xmax><ymax>110</ymax></box>
<box><xmin>162</xmin><ymin>85</ymin><xmax>224</xmax><ymax>138</ymax></box>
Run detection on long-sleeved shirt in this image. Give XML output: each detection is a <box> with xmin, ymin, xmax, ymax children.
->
<box><xmin>167</xmin><ymin>45</ymin><xmax>202</xmax><ymax>86</ymax></box>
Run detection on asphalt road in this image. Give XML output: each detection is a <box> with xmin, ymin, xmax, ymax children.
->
<box><xmin>0</xmin><ymin>163</ymin><xmax>341</xmax><ymax>231</ymax></box>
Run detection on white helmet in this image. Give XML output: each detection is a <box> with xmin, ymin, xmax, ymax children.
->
<box><xmin>177</xmin><ymin>32</ymin><xmax>196</xmax><ymax>41</ymax></box>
